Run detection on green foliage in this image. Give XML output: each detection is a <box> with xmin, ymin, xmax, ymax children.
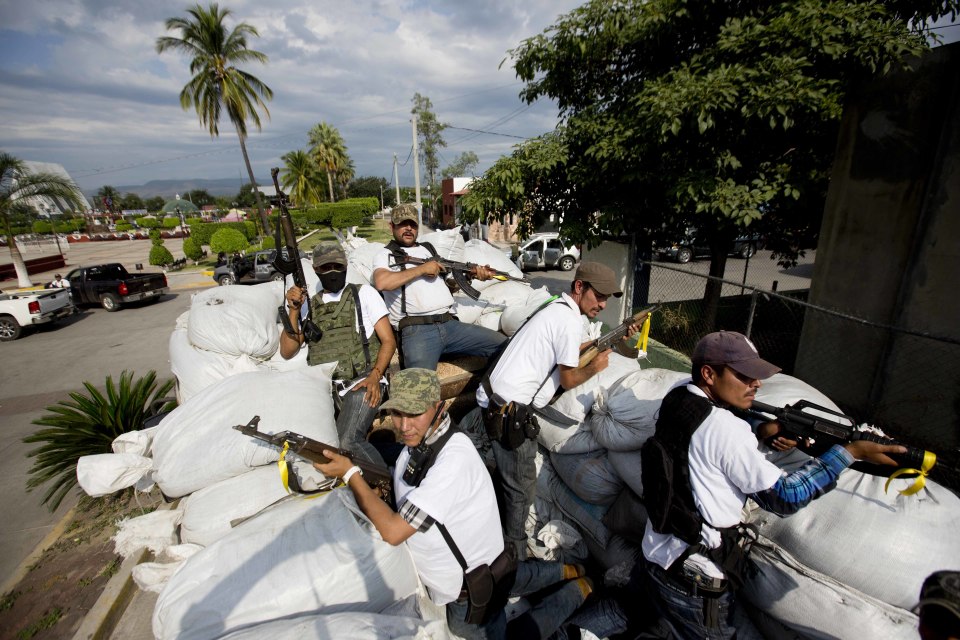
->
<box><xmin>161</xmin><ymin>217</ymin><xmax>181</xmax><ymax>229</ymax></box>
<box><xmin>442</xmin><ymin>151</ymin><xmax>480</xmax><ymax>179</ymax></box>
<box><xmin>308</xmin><ymin>121</ymin><xmax>350</xmax><ymax>203</ymax></box>
<box><xmin>185</xmin><ymin>216</ymin><xmax>203</xmax><ymax>225</ymax></box>
<box><xmin>149</xmin><ymin>244</ymin><xmax>174</xmax><ymax>266</ymax></box>
<box><xmin>120</xmin><ymin>192</ymin><xmax>145</xmax><ymax>211</ymax></box>
<box><xmin>348</xmin><ymin>175</ymin><xmax>390</xmax><ymax>201</ymax></box>
<box><xmin>31</xmin><ymin>220</ymin><xmax>52</xmax><ymax>234</ymax></box>
<box><xmin>149</xmin><ymin>228</ymin><xmax>162</xmax><ymax>245</ymax></box>
<box><xmin>23</xmin><ymin>371</ymin><xmax>176</xmax><ymax>511</ymax></box>
<box><xmin>183</xmin><ymin>235</ymin><xmax>204</xmax><ymax>261</ymax></box>
<box><xmin>189</xmin><ymin>221</ymin><xmax>256</xmax><ymax>244</ymax></box>
<box><xmin>145</xmin><ymin>196</ymin><xmax>166</xmax><ymax>212</ymax></box>
<box><xmin>332</xmin><ymin>209</ymin><xmax>363</xmax><ymax>230</ymax></box>
<box><xmin>187</xmin><ymin>189</ymin><xmax>214</xmax><ymax>207</ymax></box>
<box><xmin>136</xmin><ymin>216</ymin><xmax>159</xmax><ymax>229</ymax></box>
<box><xmin>300</xmin><ymin>198</ymin><xmax>379</xmax><ymax>227</ymax></box>
<box><xmin>281</xmin><ymin>148</ymin><xmax>324</xmax><ymax>206</ymax></box>
<box><xmin>210</xmin><ymin>227</ymin><xmax>250</xmax><ymax>254</ymax></box>
<box><xmin>259</xmin><ymin>235</ymin><xmax>276</xmax><ymax>250</ymax></box>
<box><xmin>411</xmin><ymin>93</ymin><xmax>447</xmax><ymax>186</ymax></box>
<box><xmin>115</xmin><ymin>222</ymin><xmax>133</xmax><ymax>232</ymax></box>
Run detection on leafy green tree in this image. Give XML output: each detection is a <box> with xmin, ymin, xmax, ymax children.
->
<box><xmin>157</xmin><ymin>2</ymin><xmax>273</xmax><ymax>235</ymax></box>
<box><xmin>442</xmin><ymin>151</ymin><xmax>479</xmax><ymax>179</ymax></box>
<box><xmin>466</xmin><ymin>0</ymin><xmax>956</xmax><ymax>327</ymax></box>
<box><xmin>183</xmin><ymin>235</ymin><xmax>205</xmax><ymax>262</ymax></box>
<box><xmin>1</xmin><ymin>153</ymin><xmax>86</xmax><ymax>287</ymax></box>
<box><xmin>411</xmin><ymin>93</ymin><xmax>447</xmax><ymax>190</ymax></box>
<box><xmin>280</xmin><ymin>149</ymin><xmax>323</xmax><ymax>206</ymax></box>
<box><xmin>187</xmin><ymin>189</ymin><xmax>214</xmax><ymax>207</ymax></box>
<box><xmin>210</xmin><ymin>227</ymin><xmax>249</xmax><ymax>254</ymax></box>
<box><xmin>349</xmin><ymin>176</ymin><xmax>390</xmax><ymax>203</ymax></box>
<box><xmin>23</xmin><ymin>371</ymin><xmax>175</xmax><ymax>511</ymax></box>
<box><xmin>145</xmin><ymin>196</ymin><xmax>166</xmax><ymax>212</ymax></box>
<box><xmin>32</xmin><ymin>220</ymin><xmax>52</xmax><ymax>234</ymax></box>
<box><xmin>308</xmin><ymin>121</ymin><xmax>349</xmax><ymax>203</ymax></box>
<box><xmin>95</xmin><ymin>185</ymin><xmax>121</xmax><ymax>212</ymax></box>
<box><xmin>150</xmin><ymin>244</ymin><xmax>175</xmax><ymax>266</ymax></box>
<box><xmin>234</xmin><ymin>185</ymin><xmax>257</xmax><ymax>207</ymax></box>
<box><xmin>120</xmin><ymin>192</ymin><xmax>145</xmax><ymax>211</ymax></box>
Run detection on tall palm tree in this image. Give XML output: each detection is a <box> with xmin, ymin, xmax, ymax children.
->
<box><xmin>308</xmin><ymin>122</ymin><xmax>349</xmax><ymax>203</ymax></box>
<box><xmin>335</xmin><ymin>156</ymin><xmax>356</xmax><ymax>200</ymax></box>
<box><xmin>156</xmin><ymin>3</ymin><xmax>273</xmax><ymax>235</ymax></box>
<box><xmin>1</xmin><ymin>153</ymin><xmax>86</xmax><ymax>288</ymax></box>
<box><xmin>280</xmin><ymin>149</ymin><xmax>324</xmax><ymax>207</ymax></box>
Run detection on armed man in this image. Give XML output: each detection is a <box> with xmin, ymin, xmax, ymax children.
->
<box><xmin>639</xmin><ymin>330</ymin><xmax>906</xmax><ymax>639</ymax></box>
<box><xmin>315</xmin><ymin>368</ymin><xmax>592</xmax><ymax>639</ymax></box>
<box><xmin>476</xmin><ymin>261</ymin><xmax>641</xmax><ymax>559</ymax></box>
<box><xmin>280</xmin><ymin>242</ymin><xmax>396</xmax><ymax>466</ymax></box>
<box><xmin>372</xmin><ymin>204</ymin><xmax>505</xmax><ymax>370</ymax></box>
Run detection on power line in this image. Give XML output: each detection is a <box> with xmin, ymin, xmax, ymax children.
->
<box><xmin>445</xmin><ymin>126</ymin><xmax>530</xmax><ymax>140</ymax></box>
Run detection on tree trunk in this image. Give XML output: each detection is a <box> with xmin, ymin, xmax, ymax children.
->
<box><xmin>326</xmin><ymin>170</ymin><xmax>335</xmax><ymax>203</ymax></box>
<box><xmin>235</xmin><ymin>126</ymin><xmax>271</xmax><ymax>236</ymax></box>
<box><xmin>2</xmin><ymin>211</ymin><xmax>32</xmax><ymax>288</ymax></box>
<box><xmin>702</xmin><ymin>242</ymin><xmax>731</xmax><ymax>332</ymax></box>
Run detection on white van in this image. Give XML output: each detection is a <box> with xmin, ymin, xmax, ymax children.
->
<box><xmin>515</xmin><ymin>232</ymin><xmax>581</xmax><ymax>272</ymax></box>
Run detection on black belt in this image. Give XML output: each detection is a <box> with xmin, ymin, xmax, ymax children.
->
<box><xmin>652</xmin><ymin>560</ymin><xmax>728</xmax><ymax>598</ymax></box>
<box><xmin>398</xmin><ymin>313</ymin><xmax>455</xmax><ymax>330</ymax></box>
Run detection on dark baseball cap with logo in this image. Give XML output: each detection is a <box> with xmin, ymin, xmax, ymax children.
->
<box><xmin>692</xmin><ymin>331</ymin><xmax>781</xmax><ymax>380</ymax></box>
<box><xmin>574</xmin><ymin>261</ymin><xmax>623</xmax><ymax>297</ymax></box>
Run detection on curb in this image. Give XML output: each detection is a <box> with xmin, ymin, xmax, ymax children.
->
<box><xmin>71</xmin><ymin>547</ymin><xmax>152</xmax><ymax>640</ymax></box>
<box><xmin>0</xmin><ymin>505</ymin><xmax>78</xmax><ymax>597</ymax></box>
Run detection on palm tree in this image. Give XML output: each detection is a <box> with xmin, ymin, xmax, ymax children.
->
<box><xmin>156</xmin><ymin>3</ymin><xmax>273</xmax><ymax>235</ymax></box>
<box><xmin>280</xmin><ymin>149</ymin><xmax>324</xmax><ymax>207</ymax></box>
<box><xmin>1</xmin><ymin>153</ymin><xmax>86</xmax><ymax>288</ymax></box>
<box><xmin>308</xmin><ymin>121</ymin><xmax>349</xmax><ymax>203</ymax></box>
<box><xmin>335</xmin><ymin>156</ymin><xmax>356</xmax><ymax>200</ymax></box>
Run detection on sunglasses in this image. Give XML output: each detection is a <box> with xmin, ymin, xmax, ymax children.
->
<box><xmin>315</xmin><ymin>263</ymin><xmax>346</xmax><ymax>274</ymax></box>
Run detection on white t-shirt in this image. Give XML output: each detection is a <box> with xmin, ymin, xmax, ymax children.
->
<box><xmin>372</xmin><ymin>244</ymin><xmax>455</xmax><ymax>327</ymax></box>
<box><xmin>298</xmin><ymin>282</ymin><xmax>388</xmax><ymax>339</ymax></box>
<box><xmin>394</xmin><ymin>424</ymin><xmax>504</xmax><ymax>606</ymax></box>
<box><xmin>642</xmin><ymin>383</ymin><xmax>782</xmax><ymax>576</ymax></box>
<box><xmin>477</xmin><ymin>293</ymin><xmax>581</xmax><ymax>409</ymax></box>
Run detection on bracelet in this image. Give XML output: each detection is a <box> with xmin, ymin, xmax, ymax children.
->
<box><xmin>342</xmin><ymin>465</ymin><xmax>362</xmax><ymax>485</ymax></box>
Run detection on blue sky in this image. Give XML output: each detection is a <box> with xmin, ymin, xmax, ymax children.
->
<box><xmin>0</xmin><ymin>0</ymin><xmax>584</xmax><ymax>193</ymax></box>
<box><xmin>1</xmin><ymin>1</ymin><xmax>957</xmax><ymax>195</ymax></box>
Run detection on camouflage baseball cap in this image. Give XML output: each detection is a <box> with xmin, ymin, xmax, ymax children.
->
<box><xmin>311</xmin><ymin>242</ymin><xmax>347</xmax><ymax>268</ymax></box>
<box><xmin>391</xmin><ymin>203</ymin><xmax>419</xmax><ymax>225</ymax></box>
<box><xmin>380</xmin><ymin>368</ymin><xmax>440</xmax><ymax>415</ymax></box>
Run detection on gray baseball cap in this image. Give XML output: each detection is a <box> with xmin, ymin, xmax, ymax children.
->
<box><xmin>380</xmin><ymin>368</ymin><xmax>440</xmax><ymax>415</ymax></box>
<box><xmin>692</xmin><ymin>331</ymin><xmax>781</xmax><ymax>380</ymax></box>
<box><xmin>574</xmin><ymin>261</ymin><xmax>623</xmax><ymax>297</ymax></box>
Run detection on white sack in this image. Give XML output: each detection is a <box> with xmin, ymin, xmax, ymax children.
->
<box><xmin>463</xmin><ymin>239</ymin><xmax>524</xmax><ymax>293</ymax></box>
<box><xmin>550</xmin><ymin>450</ymin><xmax>624</xmax><ymax>506</ymax></box>
<box><xmin>478</xmin><ymin>280</ymin><xmax>534</xmax><ymax>308</ymax></box>
<box><xmin>283</xmin><ymin>257</ymin><xmax>321</xmax><ymax>292</ymax></box>
<box><xmin>187</xmin><ymin>283</ymin><xmax>284</xmax><ymax>358</ymax></box>
<box><xmin>346</xmin><ymin>242</ymin><xmax>386</xmax><ymax>286</ymax></box>
<box><xmin>451</xmin><ymin>293</ymin><xmax>496</xmax><ymax>325</ymax></box>
<box><xmin>755</xmin><ymin>372</ymin><xmax>842</xmax><ymax>412</ymax></box>
<box><xmin>476</xmin><ymin>310</ymin><xmax>503</xmax><ymax>332</ymax></box>
<box><xmin>607</xmin><ymin>449</ymin><xmax>644</xmax><ymax>497</ymax></box>
<box><xmin>132</xmin><ymin>544</ymin><xmax>204</xmax><ymax>593</ymax></box>
<box><xmin>589</xmin><ymin>369</ymin><xmax>689</xmax><ymax>452</ymax></box>
<box><xmin>153</xmin><ymin>490</ymin><xmax>419</xmax><ymax>640</ymax></box>
<box><xmin>169</xmin><ymin>328</ymin><xmax>262</xmax><ymax>403</ymax></box>
<box><xmin>746</xmin><ymin>471</ymin><xmax>960</xmax><ymax>610</ymax></box>
<box><xmin>151</xmin><ymin>365</ymin><xmax>338</xmax><ymax>498</ymax></box>
<box><xmin>76</xmin><ymin>453</ymin><xmax>154</xmax><ymax>497</ymax></box>
<box><xmin>419</xmin><ymin>228</ymin><xmax>466</xmax><ymax>261</ymax></box>
<box><xmin>258</xmin><ymin>337</ymin><xmax>310</xmax><ymax>372</ymax></box>
<box><xmin>215</xmin><ymin>611</ymin><xmax>450</xmax><ymax>640</ymax></box>
<box><xmin>113</xmin><ymin>507</ymin><xmax>183</xmax><ymax>559</ymax></box>
<box><xmin>179</xmin><ymin>465</ymin><xmax>291</xmax><ymax>547</ymax></box>
<box><xmin>112</xmin><ymin>426</ymin><xmax>161</xmax><ymax>456</ymax></box>
<box><xmin>499</xmin><ymin>287</ymin><xmax>556</xmax><ymax>337</ymax></box>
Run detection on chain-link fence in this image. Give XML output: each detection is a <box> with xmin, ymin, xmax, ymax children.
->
<box><xmin>641</xmin><ymin>260</ymin><xmax>960</xmax><ymax>492</ymax></box>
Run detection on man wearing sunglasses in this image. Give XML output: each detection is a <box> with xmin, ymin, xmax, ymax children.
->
<box><xmin>476</xmin><ymin>261</ymin><xmax>641</xmax><ymax>559</ymax></box>
<box><xmin>280</xmin><ymin>242</ymin><xmax>396</xmax><ymax>466</ymax></box>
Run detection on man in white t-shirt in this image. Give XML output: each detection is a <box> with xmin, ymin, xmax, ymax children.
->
<box><xmin>639</xmin><ymin>331</ymin><xmax>905</xmax><ymax>639</ymax></box>
<box><xmin>281</xmin><ymin>242</ymin><xmax>396</xmax><ymax>466</ymax></box>
<box><xmin>315</xmin><ymin>368</ymin><xmax>592</xmax><ymax>639</ymax></box>
<box><xmin>476</xmin><ymin>261</ymin><xmax>640</xmax><ymax>559</ymax></box>
<box><xmin>372</xmin><ymin>204</ymin><xmax>505</xmax><ymax>370</ymax></box>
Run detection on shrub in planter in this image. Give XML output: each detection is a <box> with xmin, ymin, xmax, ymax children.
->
<box><xmin>183</xmin><ymin>236</ymin><xmax>204</xmax><ymax>262</ymax></box>
<box><xmin>210</xmin><ymin>227</ymin><xmax>249</xmax><ymax>254</ymax></box>
<box><xmin>150</xmin><ymin>244</ymin><xmax>175</xmax><ymax>266</ymax></box>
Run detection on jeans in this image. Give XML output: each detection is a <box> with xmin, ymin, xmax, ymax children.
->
<box><xmin>643</xmin><ymin>557</ymin><xmax>738</xmax><ymax>640</ymax></box>
<box><xmin>401</xmin><ymin>319</ymin><xmax>505</xmax><ymax>370</ymax></box>
<box><xmin>445</xmin><ymin>560</ymin><xmax>586</xmax><ymax>640</ymax></box>
<box><xmin>491</xmin><ymin>438</ymin><xmax>537</xmax><ymax>560</ymax></box>
<box><xmin>334</xmin><ymin>382</ymin><xmax>386</xmax><ymax>468</ymax></box>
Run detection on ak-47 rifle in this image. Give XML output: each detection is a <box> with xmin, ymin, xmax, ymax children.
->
<box><xmin>234</xmin><ymin>416</ymin><xmax>393</xmax><ymax>500</ymax></box>
<box><xmin>390</xmin><ymin>253</ymin><xmax>529</xmax><ymax>301</ymax></box>
<box><xmin>578</xmin><ymin>304</ymin><xmax>659</xmax><ymax>368</ymax></box>
<box><xmin>270</xmin><ymin>167</ymin><xmax>321</xmax><ymax>342</ymax></box>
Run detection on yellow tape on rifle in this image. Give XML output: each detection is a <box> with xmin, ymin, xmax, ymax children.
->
<box><xmin>639</xmin><ymin>313</ymin><xmax>652</xmax><ymax>353</ymax></box>
<box><xmin>277</xmin><ymin>441</ymin><xmax>328</xmax><ymax>500</ymax></box>
<box><xmin>884</xmin><ymin>450</ymin><xmax>937</xmax><ymax>496</ymax></box>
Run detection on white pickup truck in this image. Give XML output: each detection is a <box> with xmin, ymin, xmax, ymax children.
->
<box><xmin>0</xmin><ymin>287</ymin><xmax>75</xmax><ymax>341</ymax></box>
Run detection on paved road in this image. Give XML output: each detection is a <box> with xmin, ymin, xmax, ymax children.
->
<box><xmin>0</xmin><ymin>238</ymin><xmax>212</xmax><ymax>589</ymax></box>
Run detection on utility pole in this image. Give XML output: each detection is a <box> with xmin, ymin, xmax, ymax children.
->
<box><xmin>393</xmin><ymin>154</ymin><xmax>401</xmax><ymax>206</ymax></box>
<box><xmin>411</xmin><ymin>115</ymin><xmax>422</xmax><ymax>226</ymax></box>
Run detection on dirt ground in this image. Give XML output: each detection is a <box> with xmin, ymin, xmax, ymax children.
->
<box><xmin>0</xmin><ymin>491</ymin><xmax>163</xmax><ymax>640</ymax></box>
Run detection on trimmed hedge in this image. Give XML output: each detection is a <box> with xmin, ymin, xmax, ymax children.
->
<box><xmin>210</xmin><ymin>228</ymin><xmax>250</xmax><ymax>254</ymax></box>
<box><xmin>161</xmin><ymin>217</ymin><xmax>181</xmax><ymax>229</ymax></box>
<box><xmin>136</xmin><ymin>217</ymin><xmax>159</xmax><ymax>229</ymax></box>
<box><xmin>149</xmin><ymin>244</ymin><xmax>174</xmax><ymax>266</ymax></box>
<box><xmin>189</xmin><ymin>221</ymin><xmax>257</xmax><ymax>245</ymax></box>
<box><xmin>183</xmin><ymin>236</ymin><xmax>204</xmax><ymax>261</ymax></box>
<box><xmin>115</xmin><ymin>222</ymin><xmax>134</xmax><ymax>232</ymax></box>
<box><xmin>300</xmin><ymin>198</ymin><xmax>379</xmax><ymax>228</ymax></box>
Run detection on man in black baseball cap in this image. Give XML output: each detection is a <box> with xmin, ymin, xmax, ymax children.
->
<box><xmin>918</xmin><ymin>570</ymin><xmax>960</xmax><ymax>640</ymax></box>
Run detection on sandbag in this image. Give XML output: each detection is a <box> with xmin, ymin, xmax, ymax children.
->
<box><xmin>476</xmin><ymin>309</ymin><xmax>502</xmax><ymax>332</ymax></box>
<box><xmin>746</xmin><ymin>470</ymin><xmax>960</xmax><ymax>610</ymax></box>
<box><xmin>152</xmin><ymin>490</ymin><xmax>419</xmax><ymax>640</ymax></box>
<box><xmin>132</xmin><ymin>544</ymin><xmax>203</xmax><ymax>593</ymax></box>
<box><xmin>478</xmin><ymin>279</ymin><xmax>534</xmax><ymax>308</ymax></box>
<box><xmin>419</xmin><ymin>228</ymin><xmax>466</xmax><ymax>261</ymax></box>
<box><xmin>539</xmin><ymin>456</ymin><xmax>611</xmax><ymax>547</ymax></box>
<box><xmin>215</xmin><ymin>611</ymin><xmax>450</xmax><ymax>640</ymax></box>
<box><xmin>151</xmin><ymin>365</ymin><xmax>338</xmax><ymax>498</ymax></box>
<box><xmin>536</xmin><ymin>415</ymin><xmax>600</xmax><ymax>455</ymax></box>
<box><xmin>77</xmin><ymin>453</ymin><xmax>154</xmax><ymax>497</ymax></box>
<box><xmin>550</xmin><ymin>450</ymin><xmax>624</xmax><ymax>506</ymax></box>
<box><xmin>169</xmin><ymin>328</ymin><xmax>262</xmax><ymax>403</ymax></box>
<box><xmin>588</xmin><ymin>369</ymin><xmax>689</xmax><ymax>452</ymax></box>
<box><xmin>607</xmin><ymin>449</ymin><xmax>644</xmax><ymax>497</ymax></box>
<box><xmin>178</xmin><ymin>465</ymin><xmax>291</xmax><ymax>547</ymax></box>
<box><xmin>463</xmin><ymin>239</ymin><xmax>524</xmax><ymax>293</ymax></box>
<box><xmin>113</xmin><ymin>507</ymin><xmax>183</xmax><ymax>559</ymax></box>
<box><xmin>187</xmin><ymin>283</ymin><xmax>284</xmax><ymax>358</ymax></box>
<box><xmin>755</xmin><ymin>373</ymin><xmax>842</xmax><ymax>412</ymax></box>
<box><xmin>112</xmin><ymin>426</ymin><xmax>160</xmax><ymax>456</ymax></box>
<box><xmin>499</xmin><ymin>287</ymin><xmax>555</xmax><ymax>337</ymax></box>
<box><xmin>451</xmin><ymin>293</ymin><xmax>497</xmax><ymax>326</ymax></box>
<box><xmin>344</xmin><ymin>241</ymin><xmax>386</xmax><ymax>286</ymax></box>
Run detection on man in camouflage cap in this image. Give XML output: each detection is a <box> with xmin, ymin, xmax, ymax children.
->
<box><xmin>280</xmin><ymin>241</ymin><xmax>397</xmax><ymax>467</ymax></box>
<box><xmin>372</xmin><ymin>204</ymin><xmax>505</xmax><ymax>369</ymax></box>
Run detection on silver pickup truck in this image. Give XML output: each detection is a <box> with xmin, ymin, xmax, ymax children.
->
<box><xmin>0</xmin><ymin>287</ymin><xmax>75</xmax><ymax>341</ymax></box>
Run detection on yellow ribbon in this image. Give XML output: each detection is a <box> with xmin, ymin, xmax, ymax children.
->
<box><xmin>277</xmin><ymin>441</ymin><xmax>330</xmax><ymax>500</ymax></box>
<box><xmin>884</xmin><ymin>450</ymin><xmax>937</xmax><ymax>496</ymax></box>
<box><xmin>639</xmin><ymin>313</ymin><xmax>652</xmax><ymax>352</ymax></box>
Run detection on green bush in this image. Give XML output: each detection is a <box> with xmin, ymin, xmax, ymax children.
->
<box><xmin>210</xmin><ymin>228</ymin><xmax>250</xmax><ymax>254</ymax></box>
<box><xmin>149</xmin><ymin>244</ymin><xmax>174</xmax><ymax>266</ymax></box>
<box><xmin>189</xmin><ymin>221</ymin><xmax>256</xmax><ymax>245</ymax></box>
<box><xmin>259</xmin><ymin>236</ymin><xmax>276</xmax><ymax>250</ymax></box>
<box><xmin>185</xmin><ymin>217</ymin><xmax>203</xmax><ymax>226</ymax></box>
<box><xmin>115</xmin><ymin>222</ymin><xmax>133</xmax><ymax>232</ymax></box>
<box><xmin>332</xmin><ymin>209</ymin><xmax>364</xmax><ymax>230</ymax></box>
<box><xmin>32</xmin><ymin>220</ymin><xmax>52</xmax><ymax>234</ymax></box>
<box><xmin>149</xmin><ymin>229</ymin><xmax>162</xmax><ymax>245</ymax></box>
<box><xmin>136</xmin><ymin>217</ymin><xmax>159</xmax><ymax>229</ymax></box>
<box><xmin>162</xmin><ymin>217</ymin><xmax>180</xmax><ymax>229</ymax></box>
<box><xmin>183</xmin><ymin>236</ymin><xmax>204</xmax><ymax>262</ymax></box>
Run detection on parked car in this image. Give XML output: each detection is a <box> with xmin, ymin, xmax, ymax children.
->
<box><xmin>0</xmin><ymin>288</ymin><xmax>75</xmax><ymax>341</ymax></box>
<box><xmin>515</xmin><ymin>233</ymin><xmax>581</xmax><ymax>272</ymax></box>
<box><xmin>657</xmin><ymin>228</ymin><xmax>762</xmax><ymax>264</ymax></box>
<box><xmin>65</xmin><ymin>263</ymin><xmax>169</xmax><ymax>312</ymax></box>
<box><xmin>212</xmin><ymin>249</ymin><xmax>306</xmax><ymax>286</ymax></box>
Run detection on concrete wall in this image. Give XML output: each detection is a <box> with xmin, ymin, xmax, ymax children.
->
<box><xmin>795</xmin><ymin>43</ymin><xmax>960</xmax><ymax>449</ymax></box>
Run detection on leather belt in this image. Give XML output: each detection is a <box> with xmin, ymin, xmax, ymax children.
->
<box><xmin>398</xmin><ymin>313</ymin><xmax>455</xmax><ymax>330</ymax></box>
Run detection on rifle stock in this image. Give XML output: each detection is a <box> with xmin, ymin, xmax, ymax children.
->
<box><xmin>233</xmin><ymin>415</ymin><xmax>394</xmax><ymax>499</ymax></box>
<box><xmin>578</xmin><ymin>304</ymin><xmax>659</xmax><ymax>368</ymax></box>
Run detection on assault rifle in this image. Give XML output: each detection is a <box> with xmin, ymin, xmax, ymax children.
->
<box><xmin>744</xmin><ymin>399</ymin><xmax>936</xmax><ymax>475</ymax></box>
<box><xmin>234</xmin><ymin>416</ymin><xmax>393</xmax><ymax>501</ymax></box>
<box><xmin>578</xmin><ymin>304</ymin><xmax>659</xmax><ymax>368</ymax></box>
<box><xmin>389</xmin><ymin>253</ymin><xmax>529</xmax><ymax>301</ymax></box>
<box><xmin>270</xmin><ymin>167</ymin><xmax>321</xmax><ymax>342</ymax></box>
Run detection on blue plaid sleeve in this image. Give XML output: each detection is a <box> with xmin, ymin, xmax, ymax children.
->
<box><xmin>750</xmin><ymin>445</ymin><xmax>854</xmax><ymax>516</ymax></box>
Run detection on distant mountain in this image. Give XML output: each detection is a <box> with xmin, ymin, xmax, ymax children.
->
<box><xmin>83</xmin><ymin>177</ymin><xmax>268</xmax><ymax>200</ymax></box>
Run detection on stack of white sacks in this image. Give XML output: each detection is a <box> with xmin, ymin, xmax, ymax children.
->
<box><xmin>74</xmin><ymin>230</ymin><xmax>959</xmax><ymax>639</ymax></box>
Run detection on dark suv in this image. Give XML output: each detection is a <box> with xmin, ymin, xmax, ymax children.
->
<box><xmin>657</xmin><ymin>228</ymin><xmax>762</xmax><ymax>264</ymax></box>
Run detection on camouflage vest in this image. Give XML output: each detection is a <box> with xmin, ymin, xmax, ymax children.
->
<box><xmin>306</xmin><ymin>284</ymin><xmax>380</xmax><ymax>381</ymax></box>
